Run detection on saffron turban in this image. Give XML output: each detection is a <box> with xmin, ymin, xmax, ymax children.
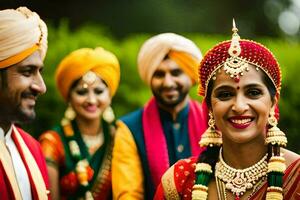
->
<box><xmin>55</xmin><ymin>47</ymin><xmax>120</xmax><ymax>101</ymax></box>
<box><xmin>137</xmin><ymin>33</ymin><xmax>202</xmax><ymax>85</ymax></box>
<box><xmin>0</xmin><ymin>7</ymin><xmax>48</xmax><ymax>68</ymax></box>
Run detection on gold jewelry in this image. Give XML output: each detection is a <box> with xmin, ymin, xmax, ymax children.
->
<box><xmin>82</xmin><ymin>133</ymin><xmax>104</xmax><ymax>155</ymax></box>
<box><xmin>102</xmin><ymin>106</ymin><xmax>115</xmax><ymax>123</ymax></box>
<box><xmin>216</xmin><ymin>174</ymin><xmax>266</xmax><ymax>200</ymax></box>
<box><xmin>215</xmin><ymin>148</ymin><xmax>268</xmax><ymax>198</ymax></box>
<box><xmin>215</xmin><ymin>176</ymin><xmax>226</xmax><ymax>200</ymax></box>
<box><xmin>63</xmin><ymin>104</ymin><xmax>76</xmax><ymax>122</ymax></box>
<box><xmin>265</xmin><ymin>109</ymin><xmax>287</xmax><ymax>147</ymax></box>
<box><xmin>82</xmin><ymin>71</ymin><xmax>97</xmax><ymax>85</ymax></box>
<box><xmin>223</xmin><ymin>19</ymin><xmax>249</xmax><ymax>82</ymax></box>
<box><xmin>199</xmin><ymin>111</ymin><xmax>222</xmax><ymax>147</ymax></box>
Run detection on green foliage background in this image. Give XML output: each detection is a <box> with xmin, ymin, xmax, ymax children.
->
<box><xmin>24</xmin><ymin>23</ymin><xmax>300</xmax><ymax>153</ymax></box>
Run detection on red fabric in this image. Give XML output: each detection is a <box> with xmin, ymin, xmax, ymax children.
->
<box><xmin>174</xmin><ymin>157</ymin><xmax>197</xmax><ymax>199</ymax></box>
<box><xmin>153</xmin><ymin>157</ymin><xmax>198</xmax><ymax>200</ymax></box>
<box><xmin>0</xmin><ymin>162</ymin><xmax>15</xmax><ymax>199</ymax></box>
<box><xmin>198</xmin><ymin>40</ymin><xmax>281</xmax><ymax>97</ymax></box>
<box><xmin>249</xmin><ymin>158</ymin><xmax>300</xmax><ymax>200</ymax></box>
<box><xmin>14</xmin><ymin>127</ymin><xmax>51</xmax><ymax>200</ymax></box>
<box><xmin>188</xmin><ymin>100</ymin><xmax>208</xmax><ymax>156</ymax></box>
<box><xmin>143</xmin><ymin>97</ymin><xmax>207</xmax><ymax>189</ymax></box>
<box><xmin>283</xmin><ymin>158</ymin><xmax>300</xmax><ymax>199</ymax></box>
<box><xmin>154</xmin><ymin>183</ymin><xmax>165</xmax><ymax>200</ymax></box>
<box><xmin>155</xmin><ymin>157</ymin><xmax>300</xmax><ymax>200</ymax></box>
<box><xmin>143</xmin><ymin>98</ymin><xmax>170</xmax><ymax>188</ymax></box>
<box><xmin>0</xmin><ymin>127</ymin><xmax>50</xmax><ymax>200</ymax></box>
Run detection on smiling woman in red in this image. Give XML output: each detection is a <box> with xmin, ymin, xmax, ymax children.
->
<box><xmin>154</xmin><ymin>21</ymin><xmax>300</xmax><ymax>200</ymax></box>
<box><xmin>39</xmin><ymin>47</ymin><xmax>120</xmax><ymax>200</ymax></box>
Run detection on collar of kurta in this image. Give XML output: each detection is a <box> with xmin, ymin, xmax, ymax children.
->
<box><xmin>142</xmin><ymin>97</ymin><xmax>208</xmax><ymax>188</ymax></box>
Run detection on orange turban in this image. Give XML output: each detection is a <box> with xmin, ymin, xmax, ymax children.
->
<box><xmin>137</xmin><ymin>33</ymin><xmax>202</xmax><ymax>85</ymax></box>
<box><xmin>0</xmin><ymin>7</ymin><xmax>48</xmax><ymax>68</ymax></box>
<box><xmin>55</xmin><ymin>47</ymin><xmax>120</xmax><ymax>101</ymax></box>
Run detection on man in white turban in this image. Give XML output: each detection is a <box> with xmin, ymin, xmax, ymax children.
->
<box><xmin>0</xmin><ymin>7</ymin><xmax>50</xmax><ymax>200</ymax></box>
<box><xmin>112</xmin><ymin>33</ymin><xmax>208</xmax><ymax>199</ymax></box>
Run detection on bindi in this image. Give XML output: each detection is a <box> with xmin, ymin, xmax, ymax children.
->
<box><xmin>237</xmin><ymin>86</ymin><xmax>240</xmax><ymax>90</ymax></box>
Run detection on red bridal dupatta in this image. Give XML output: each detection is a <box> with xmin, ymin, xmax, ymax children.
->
<box><xmin>142</xmin><ymin>97</ymin><xmax>207</xmax><ymax>188</ymax></box>
<box><xmin>249</xmin><ymin>158</ymin><xmax>300</xmax><ymax>200</ymax></box>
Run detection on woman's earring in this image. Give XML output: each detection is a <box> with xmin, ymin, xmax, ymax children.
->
<box><xmin>265</xmin><ymin>109</ymin><xmax>287</xmax><ymax>147</ymax></box>
<box><xmin>199</xmin><ymin>111</ymin><xmax>222</xmax><ymax>147</ymax></box>
<box><xmin>64</xmin><ymin>104</ymin><xmax>76</xmax><ymax>121</ymax></box>
<box><xmin>102</xmin><ymin>106</ymin><xmax>115</xmax><ymax>123</ymax></box>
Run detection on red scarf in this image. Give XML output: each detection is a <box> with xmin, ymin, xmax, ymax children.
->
<box><xmin>0</xmin><ymin>125</ymin><xmax>49</xmax><ymax>200</ymax></box>
<box><xmin>142</xmin><ymin>97</ymin><xmax>208</xmax><ymax>188</ymax></box>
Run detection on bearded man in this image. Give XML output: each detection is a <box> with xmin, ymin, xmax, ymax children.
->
<box><xmin>112</xmin><ymin>33</ymin><xmax>208</xmax><ymax>200</ymax></box>
<box><xmin>0</xmin><ymin>7</ymin><xmax>50</xmax><ymax>200</ymax></box>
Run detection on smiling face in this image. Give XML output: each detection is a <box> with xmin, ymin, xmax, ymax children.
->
<box><xmin>150</xmin><ymin>58</ymin><xmax>192</xmax><ymax>109</ymax></box>
<box><xmin>69</xmin><ymin>76</ymin><xmax>111</xmax><ymax>121</ymax></box>
<box><xmin>209</xmin><ymin>64</ymin><xmax>275</xmax><ymax>145</ymax></box>
<box><xmin>0</xmin><ymin>51</ymin><xmax>46</xmax><ymax>125</ymax></box>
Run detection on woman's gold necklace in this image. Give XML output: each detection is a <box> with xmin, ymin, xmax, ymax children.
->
<box><xmin>215</xmin><ymin>148</ymin><xmax>268</xmax><ymax>200</ymax></box>
<box><xmin>82</xmin><ymin>132</ymin><xmax>104</xmax><ymax>155</ymax></box>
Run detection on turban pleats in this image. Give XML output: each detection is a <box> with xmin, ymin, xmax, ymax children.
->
<box><xmin>0</xmin><ymin>7</ymin><xmax>48</xmax><ymax>68</ymax></box>
<box><xmin>137</xmin><ymin>33</ymin><xmax>202</xmax><ymax>85</ymax></box>
<box><xmin>55</xmin><ymin>47</ymin><xmax>120</xmax><ymax>101</ymax></box>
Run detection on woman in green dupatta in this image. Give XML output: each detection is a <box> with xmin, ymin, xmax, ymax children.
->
<box><xmin>39</xmin><ymin>47</ymin><xmax>120</xmax><ymax>200</ymax></box>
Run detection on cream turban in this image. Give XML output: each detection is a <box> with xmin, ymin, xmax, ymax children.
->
<box><xmin>137</xmin><ymin>33</ymin><xmax>202</xmax><ymax>85</ymax></box>
<box><xmin>55</xmin><ymin>47</ymin><xmax>120</xmax><ymax>101</ymax></box>
<box><xmin>0</xmin><ymin>7</ymin><xmax>48</xmax><ymax>68</ymax></box>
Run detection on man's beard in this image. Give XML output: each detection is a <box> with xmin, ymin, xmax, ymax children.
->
<box><xmin>152</xmin><ymin>87</ymin><xmax>189</xmax><ymax>108</ymax></box>
<box><xmin>4</xmin><ymin>104</ymin><xmax>36</xmax><ymax>124</ymax></box>
<box><xmin>0</xmin><ymin>108</ymin><xmax>35</xmax><ymax>125</ymax></box>
<box><xmin>15</xmin><ymin>91</ymin><xmax>38</xmax><ymax>123</ymax></box>
<box><xmin>0</xmin><ymin>87</ymin><xmax>37</xmax><ymax>124</ymax></box>
<box><xmin>14</xmin><ymin>105</ymin><xmax>36</xmax><ymax>124</ymax></box>
<box><xmin>0</xmin><ymin>100</ymin><xmax>36</xmax><ymax>124</ymax></box>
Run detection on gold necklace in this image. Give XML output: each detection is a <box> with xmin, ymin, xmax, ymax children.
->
<box><xmin>215</xmin><ymin>148</ymin><xmax>268</xmax><ymax>199</ymax></box>
<box><xmin>82</xmin><ymin>132</ymin><xmax>104</xmax><ymax>155</ymax></box>
<box><xmin>216</xmin><ymin>175</ymin><xmax>267</xmax><ymax>200</ymax></box>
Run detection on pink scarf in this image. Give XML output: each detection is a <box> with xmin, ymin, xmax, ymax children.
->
<box><xmin>142</xmin><ymin>97</ymin><xmax>208</xmax><ymax>188</ymax></box>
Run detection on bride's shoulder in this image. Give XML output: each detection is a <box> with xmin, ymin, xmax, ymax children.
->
<box><xmin>282</xmin><ymin>148</ymin><xmax>300</xmax><ymax>167</ymax></box>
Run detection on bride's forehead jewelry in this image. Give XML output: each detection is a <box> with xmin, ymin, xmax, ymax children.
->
<box><xmin>198</xmin><ymin>20</ymin><xmax>281</xmax><ymax>97</ymax></box>
<box><xmin>223</xmin><ymin>19</ymin><xmax>249</xmax><ymax>83</ymax></box>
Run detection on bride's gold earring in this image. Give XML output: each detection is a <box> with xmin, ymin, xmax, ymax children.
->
<box><xmin>265</xmin><ymin>108</ymin><xmax>287</xmax><ymax>147</ymax></box>
<box><xmin>199</xmin><ymin>111</ymin><xmax>222</xmax><ymax>147</ymax></box>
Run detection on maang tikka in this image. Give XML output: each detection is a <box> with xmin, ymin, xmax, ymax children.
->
<box><xmin>82</xmin><ymin>71</ymin><xmax>98</xmax><ymax>88</ymax></box>
<box><xmin>199</xmin><ymin>111</ymin><xmax>222</xmax><ymax>147</ymax></box>
<box><xmin>223</xmin><ymin>19</ymin><xmax>249</xmax><ymax>83</ymax></box>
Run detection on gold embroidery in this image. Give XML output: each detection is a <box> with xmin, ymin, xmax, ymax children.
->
<box><xmin>162</xmin><ymin>165</ymin><xmax>180</xmax><ymax>200</ymax></box>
